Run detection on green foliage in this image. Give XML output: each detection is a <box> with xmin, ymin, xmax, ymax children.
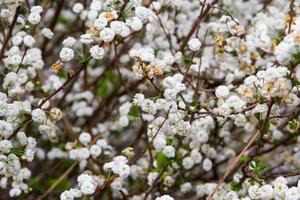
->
<box><xmin>20</xmin><ymin>7</ymin><xmax>29</xmax><ymax>16</ymax></box>
<box><xmin>58</xmin><ymin>16</ymin><xmax>70</xmax><ymax>26</ymax></box>
<box><xmin>248</xmin><ymin>158</ymin><xmax>269</xmax><ymax>180</ymax></box>
<box><xmin>288</xmin><ymin>119</ymin><xmax>300</xmax><ymax>133</ymax></box>
<box><xmin>29</xmin><ymin>176</ymin><xmax>71</xmax><ymax>194</ymax></box>
<box><xmin>231</xmin><ymin>181</ymin><xmax>243</xmax><ymax>191</ymax></box>
<box><xmin>156</xmin><ymin>152</ymin><xmax>171</xmax><ymax>170</ymax></box>
<box><xmin>128</xmin><ymin>105</ymin><xmax>140</xmax><ymax>118</ymax></box>
<box><xmin>96</xmin><ymin>71</ymin><xmax>119</xmax><ymax>97</ymax></box>
<box><xmin>228</xmin><ymin>50</ymin><xmax>238</xmax><ymax>57</ymax></box>
<box><xmin>57</xmin><ymin>68</ymin><xmax>68</xmax><ymax>79</ymax></box>
<box><xmin>97</xmin><ymin>79</ymin><xmax>110</xmax><ymax>97</ymax></box>
<box><xmin>10</xmin><ymin>147</ymin><xmax>25</xmax><ymax>156</ymax></box>
<box><xmin>183</xmin><ymin>57</ymin><xmax>196</xmax><ymax>65</ymax></box>
<box><xmin>240</xmin><ymin>155</ymin><xmax>249</xmax><ymax>162</ymax></box>
<box><xmin>188</xmin><ymin>100</ymin><xmax>196</xmax><ymax>107</ymax></box>
<box><xmin>289</xmin><ymin>52</ymin><xmax>300</xmax><ymax>68</ymax></box>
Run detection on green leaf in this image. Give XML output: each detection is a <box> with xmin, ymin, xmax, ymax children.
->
<box><xmin>240</xmin><ymin>155</ymin><xmax>248</xmax><ymax>162</ymax></box>
<box><xmin>58</xmin><ymin>16</ymin><xmax>70</xmax><ymax>26</ymax></box>
<box><xmin>183</xmin><ymin>57</ymin><xmax>196</xmax><ymax>65</ymax></box>
<box><xmin>156</xmin><ymin>152</ymin><xmax>171</xmax><ymax>170</ymax></box>
<box><xmin>46</xmin><ymin>178</ymin><xmax>71</xmax><ymax>191</ymax></box>
<box><xmin>20</xmin><ymin>7</ymin><xmax>29</xmax><ymax>15</ymax></box>
<box><xmin>231</xmin><ymin>182</ymin><xmax>243</xmax><ymax>191</ymax></box>
<box><xmin>128</xmin><ymin>105</ymin><xmax>140</xmax><ymax>118</ymax></box>
<box><xmin>189</xmin><ymin>100</ymin><xmax>196</xmax><ymax>107</ymax></box>
<box><xmin>97</xmin><ymin>80</ymin><xmax>110</xmax><ymax>97</ymax></box>
<box><xmin>57</xmin><ymin>69</ymin><xmax>67</xmax><ymax>79</ymax></box>
<box><xmin>106</xmin><ymin>71</ymin><xmax>119</xmax><ymax>83</ymax></box>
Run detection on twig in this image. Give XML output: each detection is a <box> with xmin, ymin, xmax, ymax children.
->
<box><xmin>37</xmin><ymin>161</ymin><xmax>78</xmax><ymax>200</ymax></box>
<box><xmin>207</xmin><ymin>130</ymin><xmax>261</xmax><ymax>200</ymax></box>
<box><xmin>0</xmin><ymin>6</ymin><xmax>21</xmax><ymax>61</ymax></box>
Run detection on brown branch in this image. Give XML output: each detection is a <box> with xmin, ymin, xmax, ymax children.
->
<box><xmin>37</xmin><ymin>161</ymin><xmax>79</xmax><ymax>200</ymax></box>
<box><xmin>0</xmin><ymin>6</ymin><xmax>21</xmax><ymax>61</ymax></box>
<box><xmin>207</xmin><ymin>130</ymin><xmax>261</xmax><ymax>200</ymax></box>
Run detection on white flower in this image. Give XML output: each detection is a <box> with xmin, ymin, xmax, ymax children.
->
<box><xmin>59</xmin><ymin>47</ymin><xmax>74</xmax><ymax>62</ymax></box>
<box><xmin>89</xmin><ymin>46</ymin><xmax>105</xmax><ymax>60</ymax></box>
<box><xmin>285</xmin><ymin>187</ymin><xmax>300</xmax><ymax>200</ymax></box>
<box><xmin>0</xmin><ymin>140</ymin><xmax>12</xmax><ymax>153</ymax></box>
<box><xmin>69</xmin><ymin>148</ymin><xmax>90</xmax><ymax>161</ymax></box>
<box><xmin>190</xmin><ymin>149</ymin><xmax>202</xmax><ymax>164</ymax></box>
<box><xmin>127</xmin><ymin>17</ymin><xmax>143</xmax><ymax>31</ymax></box>
<box><xmin>41</xmin><ymin>28</ymin><xmax>54</xmax><ymax>39</ymax></box>
<box><xmin>31</xmin><ymin>108</ymin><xmax>46</xmax><ymax>124</ymax></box>
<box><xmin>248</xmin><ymin>185</ymin><xmax>260</xmax><ymax>199</ymax></box>
<box><xmin>163</xmin><ymin>146</ymin><xmax>175</xmax><ymax>158</ymax></box>
<box><xmin>90</xmin><ymin>145</ymin><xmax>102</xmax><ymax>158</ymax></box>
<box><xmin>30</xmin><ymin>6</ymin><xmax>43</xmax><ymax>14</ymax></box>
<box><xmin>0</xmin><ymin>121</ymin><xmax>13</xmax><ymax>139</ymax></box>
<box><xmin>77</xmin><ymin>174</ymin><xmax>97</xmax><ymax>195</ymax></box>
<box><xmin>180</xmin><ymin>182</ymin><xmax>192</xmax><ymax>193</ymax></box>
<box><xmin>110</xmin><ymin>21</ymin><xmax>124</xmax><ymax>35</ymax></box>
<box><xmin>163</xmin><ymin>176</ymin><xmax>174</xmax><ymax>187</ymax></box>
<box><xmin>23</xmin><ymin>35</ymin><xmax>35</xmax><ymax>47</ymax></box>
<box><xmin>80</xmin><ymin>181</ymin><xmax>97</xmax><ymax>195</ymax></box>
<box><xmin>17</xmin><ymin>132</ymin><xmax>27</xmax><ymax>146</ymax></box>
<box><xmin>28</xmin><ymin>12</ymin><xmax>41</xmax><ymax>25</ymax></box>
<box><xmin>135</xmin><ymin>6</ymin><xmax>151</xmax><ymax>21</ymax></box>
<box><xmin>182</xmin><ymin>157</ymin><xmax>194</xmax><ymax>169</ymax></box>
<box><xmin>63</xmin><ymin>37</ymin><xmax>76</xmax><ymax>47</ymax></box>
<box><xmin>79</xmin><ymin>132</ymin><xmax>91</xmax><ymax>146</ymax></box>
<box><xmin>100</xmin><ymin>28</ymin><xmax>115</xmax><ymax>42</ymax></box>
<box><xmin>73</xmin><ymin>3</ymin><xmax>84</xmax><ymax>13</ymax></box>
<box><xmin>9</xmin><ymin>188</ymin><xmax>21</xmax><ymax>197</ymax></box>
<box><xmin>103</xmin><ymin>156</ymin><xmax>130</xmax><ymax>178</ymax></box>
<box><xmin>90</xmin><ymin>1</ymin><xmax>102</xmax><ymax>11</ymax></box>
<box><xmin>188</xmin><ymin>38</ymin><xmax>201</xmax><ymax>51</ymax></box>
<box><xmin>80</xmin><ymin>34</ymin><xmax>93</xmax><ymax>44</ymax></box>
<box><xmin>233</xmin><ymin>114</ymin><xmax>246</xmax><ymax>127</ymax></box>
<box><xmin>259</xmin><ymin>184</ymin><xmax>274</xmax><ymax>199</ymax></box>
<box><xmin>94</xmin><ymin>17</ymin><xmax>108</xmax><ymax>30</ymax></box>
<box><xmin>202</xmin><ymin>158</ymin><xmax>212</xmax><ymax>171</ymax></box>
<box><xmin>12</xmin><ymin>35</ymin><xmax>23</xmax><ymax>46</ymax></box>
<box><xmin>147</xmin><ymin>172</ymin><xmax>159</xmax><ymax>185</ymax></box>
<box><xmin>155</xmin><ymin>195</ymin><xmax>174</xmax><ymax>200</ymax></box>
<box><xmin>119</xmin><ymin>116</ymin><xmax>129</xmax><ymax>127</ymax></box>
<box><xmin>153</xmin><ymin>135</ymin><xmax>166</xmax><ymax>151</ymax></box>
<box><xmin>215</xmin><ymin>85</ymin><xmax>230</xmax><ymax>98</ymax></box>
<box><xmin>141</xmin><ymin>99</ymin><xmax>157</xmax><ymax>115</ymax></box>
<box><xmin>3</xmin><ymin>72</ymin><xmax>18</xmax><ymax>89</ymax></box>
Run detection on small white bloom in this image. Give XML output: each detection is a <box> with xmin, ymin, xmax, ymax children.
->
<box><xmin>155</xmin><ymin>195</ymin><xmax>174</xmax><ymax>200</ymax></box>
<box><xmin>41</xmin><ymin>28</ymin><xmax>54</xmax><ymax>39</ymax></box>
<box><xmin>100</xmin><ymin>28</ymin><xmax>115</xmax><ymax>43</ymax></box>
<box><xmin>31</xmin><ymin>108</ymin><xmax>46</xmax><ymax>124</ymax></box>
<box><xmin>215</xmin><ymin>85</ymin><xmax>230</xmax><ymax>98</ymax></box>
<box><xmin>202</xmin><ymin>158</ymin><xmax>212</xmax><ymax>171</ymax></box>
<box><xmin>163</xmin><ymin>146</ymin><xmax>175</xmax><ymax>158</ymax></box>
<box><xmin>90</xmin><ymin>46</ymin><xmax>105</xmax><ymax>60</ymax></box>
<box><xmin>23</xmin><ymin>35</ymin><xmax>35</xmax><ymax>47</ymax></box>
<box><xmin>188</xmin><ymin>38</ymin><xmax>201</xmax><ymax>51</ymax></box>
<box><xmin>183</xmin><ymin>157</ymin><xmax>194</xmax><ymax>169</ymax></box>
<box><xmin>94</xmin><ymin>17</ymin><xmax>108</xmax><ymax>30</ymax></box>
<box><xmin>73</xmin><ymin>3</ymin><xmax>84</xmax><ymax>13</ymax></box>
<box><xmin>28</xmin><ymin>12</ymin><xmax>41</xmax><ymax>25</ymax></box>
<box><xmin>79</xmin><ymin>132</ymin><xmax>92</xmax><ymax>146</ymax></box>
<box><xmin>63</xmin><ymin>37</ymin><xmax>76</xmax><ymax>47</ymax></box>
<box><xmin>59</xmin><ymin>47</ymin><xmax>74</xmax><ymax>62</ymax></box>
<box><xmin>30</xmin><ymin>6</ymin><xmax>43</xmax><ymax>14</ymax></box>
<box><xmin>90</xmin><ymin>145</ymin><xmax>102</xmax><ymax>158</ymax></box>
